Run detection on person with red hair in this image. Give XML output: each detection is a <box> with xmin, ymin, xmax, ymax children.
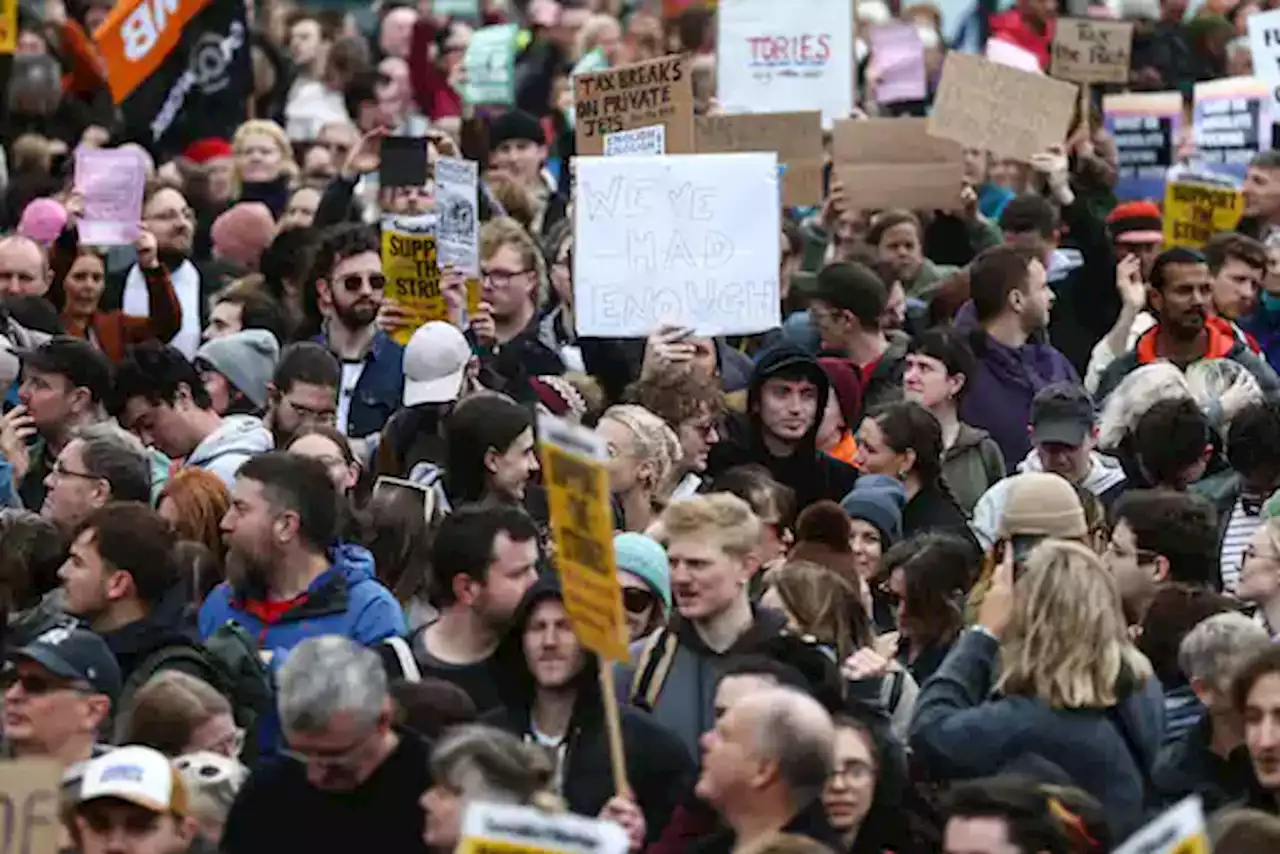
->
<box><xmin>156</xmin><ymin>468</ymin><xmax>231</xmax><ymax>566</ymax></box>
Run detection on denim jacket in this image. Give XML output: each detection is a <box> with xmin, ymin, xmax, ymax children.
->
<box><xmin>314</xmin><ymin>329</ymin><xmax>404</xmax><ymax>439</ymax></box>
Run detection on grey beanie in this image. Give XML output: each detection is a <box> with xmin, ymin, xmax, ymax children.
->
<box><xmin>195</xmin><ymin>330</ymin><xmax>280</xmax><ymax>410</ymax></box>
<box><xmin>840</xmin><ymin>474</ymin><xmax>907</xmax><ymax>545</ymax></box>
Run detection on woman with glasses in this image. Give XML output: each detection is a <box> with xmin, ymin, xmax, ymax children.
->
<box><xmin>1237</xmin><ymin>517</ymin><xmax>1280</xmax><ymax>637</ymax></box>
<box><xmin>822</xmin><ymin>715</ymin><xmax>882</xmax><ymax>854</ymax></box>
<box><xmin>614</xmin><ymin>532</ymin><xmax>671</xmax><ymax>642</ymax></box>
<box><xmin>116</xmin><ymin>670</ymin><xmax>244</xmax><ymax>759</ymax></box>
<box><xmin>596</xmin><ymin>404</ymin><xmax>682</xmax><ymax>534</ymax></box>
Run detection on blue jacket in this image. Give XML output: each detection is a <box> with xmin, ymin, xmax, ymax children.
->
<box><xmin>312</xmin><ymin>330</ymin><xmax>404</xmax><ymax>439</ymax></box>
<box><xmin>1240</xmin><ymin>301</ymin><xmax>1280</xmax><ymax>376</ymax></box>
<box><xmin>198</xmin><ymin>543</ymin><xmax>406</xmax><ymax>751</ymax></box>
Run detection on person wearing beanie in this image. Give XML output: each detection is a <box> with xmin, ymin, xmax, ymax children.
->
<box><xmin>48</xmin><ymin>226</ymin><xmax>182</xmax><ymax>363</ymax></box>
<box><xmin>816</xmin><ymin>356</ymin><xmax>862</xmax><ymax>466</ymax></box>
<box><xmin>488</xmin><ymin>109</ymin><xmax>554</xmax><ymax>223</ymax></box>
<box><xmin>211</xmin><ymin>203</ymin><xmax>277</xmax><ymax>272</ymax></box>
<box><xmin>195</xmin><ymin>329</ymin><xmax>281</xmax><ymax>416</ymax></box>
<box><xmin>614</xmin><ymin>531</ymin><xmax>671</xmax><ymax>641</ymax></box>
<box><xmin>789</xmin><ymin>500</ymin><xmax>859</xmax><ymax>582</ymax></box>
<box><xmin>841</xmin><ymin>474</ymin><xmax>907</xmax><ymax>567</ymax></box>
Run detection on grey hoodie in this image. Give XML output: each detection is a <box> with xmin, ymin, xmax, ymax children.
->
<box><xmin>185</xmin><ymin>415</ymin><xmax>274</xmax><ymax>488</ymax></box>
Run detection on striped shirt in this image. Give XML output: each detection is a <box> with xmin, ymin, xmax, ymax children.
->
<box><xmin>1220</xmin><ymin>497</ymin><xmax>1262</xmax><ymax>594</ymax></box>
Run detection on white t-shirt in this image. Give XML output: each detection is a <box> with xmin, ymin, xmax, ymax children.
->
<box><xmin>122</xmin><ymin>261</ymin><xmax>202</xmax><ymax>358</ymax></box>
<box><xmin>336</xmin><ymin>360</ymin><xmax>366</xmax><ymax>436</ymax></box>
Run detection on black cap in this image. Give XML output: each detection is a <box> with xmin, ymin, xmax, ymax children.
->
<box><xmin>11</xmin><ymin>626</ymin><xmax>122</xmax><ymax>702</ymax></box>
<box><xmin>1029</xmin><ymin>382</ymin><xmax>1095</xmax><ymax>448</ymax></box>
<box><xmin>489</xmin><ymin>110</ymin><xmax>546</xmax><ymax>149</ymax></box>
<box><xmin>20</xmin><ymin>336</ymin><xmax>113</xmax><ymax>404</ymax></box>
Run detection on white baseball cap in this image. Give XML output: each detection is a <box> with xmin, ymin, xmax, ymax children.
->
<box><xmin>402</xmin><ymin>321</ymin><xmax>472</xmax><ymax>407</ymax></box>
<box><xmin>79</xmin><ymin>746</ymin><xmax>189</xmax><ymax>816</ymax></box>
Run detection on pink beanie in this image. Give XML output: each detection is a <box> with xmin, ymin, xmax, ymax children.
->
<box><xmin>18</xmin><ymin>198</ymin><xmax>68</xmax><ymax>246</ymax></box>
<box><xmin>211</xmin><ymin>202</ymin><xmax>276</xmax><ymax>270</ymax></box>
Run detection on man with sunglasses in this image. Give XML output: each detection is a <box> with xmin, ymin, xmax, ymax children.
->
<box><xmin>4</xmin><ymin>626</ymin><xmax>121</xmax><ymax>794</ymax></box>
<box><xmin>311</xmin><ymin>223</ymin><xmax>404</xmax><ymax>439</ymax></box>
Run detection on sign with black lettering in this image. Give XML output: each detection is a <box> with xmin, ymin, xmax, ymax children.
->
<box><xmin>1104</xmin><ymin>91</ymin><xmax>1181</xmax><ymax>201</ymax></box>
<box><xmin>1193</xmin><ymin>76</ymin><xmax>1273</xmax><ymax>183</ymax></box>
<box><xmin>458</xmin><ymin>802</ymin><xmax>628</xmax><ymax>854</ymax></box>
<box><xmin>380</xmin><ymin>213</ymin><xmax>446</xmax><ymax>344</ymax></box>
<box><xmin>1051</xmin><ymin>18</ymin><xmax>1133</xmax><ymax>84</ymax></box>
<box><xmin>1163</xmin><ymin>181</ymin><xmax>1244</xmax><ymax>249</ymax></box>
<box><xmin>574</xmin><ymin>55</ymin><xmax>695</xmax><ymax>157</ymax></box>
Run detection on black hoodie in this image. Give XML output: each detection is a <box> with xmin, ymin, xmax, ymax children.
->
<box><xmin>707</xmin><ymin>344</ymin><xmax>860</xmax><ymax>512</ymax></box>
<box><xmin>484</xmin><ymin>578</ymin><xmax>694</xmax><ymax>842</ymax></box>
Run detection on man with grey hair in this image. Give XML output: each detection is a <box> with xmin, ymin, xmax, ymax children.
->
<box><xmin>41</xmin><ymin>421</ymin><xmax>152</xmax><ymax>530</ymax></box>
<box><xmin>221</xmin><ymin>635</ymin><xmax>432</xmax><ymax>854</ymax></box>
<box><xmin>1154</xmin><ymin>611</ymin><xmax>1270</xmax><ymax>810</ymax></box>
<box><xmin>694</xmin><ymin>685</ymin><xmax>839</xmax><ymax>853</ymax></box>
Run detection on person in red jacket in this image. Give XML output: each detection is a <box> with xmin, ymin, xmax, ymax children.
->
<box><xmin>989</xmin><ymin>0</ymin><xmax>1057</xmax><ymax>71</ymax></box>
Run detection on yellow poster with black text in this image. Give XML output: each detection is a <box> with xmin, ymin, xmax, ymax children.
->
<box><xmin>0</xmin><ymin>0</ymin><xmax>15</xmax><ymax>53</ymax></box>
<box><xmin>1163</xmin><ymin>181</ymin><xmax>1244</xmax><ymax>249</ymax></box>
<box><xmin>380</xmin><ymin>214</ymin><xmax>445</xmax><ymax>345</ymax></box>
<box><xmin>537</xmin><ymin>413</ymin><xmax>628</xmax><ymax>661</ymax></box>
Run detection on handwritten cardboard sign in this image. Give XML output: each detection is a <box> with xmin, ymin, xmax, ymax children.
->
<box><xmin>0</xmin><ymin>759</ymin><xmax>61</xmax><ymax>854</ymax></box>
<box><xmin>1104</xmin><ymin>91</ymin><xmax>1181</xmax><ymax>201</ymax></box>
<box><xmin>832</xmin><ymin>118</ymin><xmax>964</xmax><ymax>211</ymax></box>
<box><xmin>715</xmin><ymin>0</ymin><xmax>855</xmax><ymax>128</ymax></box>
<box><xmin>929</xmin><ymin>52</ymin><xmax>1078</xmax><ymax>160</ymax></box>
<box><xmin>574</xmin><ymin>153</ymin><xmax>781</xmax><ymax>338</ymax></box>
<box><xmin>381</xmin><ymin>213</ymin><xmax>447</xmax><ymax>343</ymax></box>
<box><xmin>575</xmin><ymin>55</ymin><xmax>695</xmax><ymax>157</ymax></box>
<box><xmin>1051</xmin><ymin>18</ymin><xmax>1134</xmax><ymax>84</ymax></box>
<box><xmin>695</xmin><ymin>111</ymin><xmax>823</xmax><ymax>207</ymax></box>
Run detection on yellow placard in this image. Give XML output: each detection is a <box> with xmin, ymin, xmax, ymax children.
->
<box><xmin>1162</xmin><ymin>181</ymin><xmax>1244</xmax><ymax>249</ymax></box>
<box><xmin>538</xmin><ymin>414</ymin><xmax>628</xmax><ymax>661</ymax></box>
<box><xmin>0</xmin><ymin>0</ymin><xmax>16</xmax><ymax>54</ymax></box>
<box><xmin>380</xmin><ymin>214</ymin><xmax>446</xmax><ymax>345</ymax></box>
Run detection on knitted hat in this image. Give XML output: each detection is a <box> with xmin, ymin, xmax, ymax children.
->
<box><xmin>840</xmin><ymin>474</ymin><xmax>906</xmax><ymax>545</ymax></box>
<box><xmin>18</xmin><ymin>198</ymin><xmax>67</xmax><ymax>246</ymax></box>
<box><xmin>790</xmin><ymin>500</ymin><xmax>856</xmax><ymax>578</ymax></box>
<box><xmin>530</xmin><ymin>375</ymin><xmax>587</xmax><ymax>421</ymax></box>
<box><xmin>184</xmin><ymin>138</ymin><xmax>233</xmax><ymax>164</ymax></box>
<box><xmin>817</xmin><ymin>357</ymin><xmax>863</xmax><ymax>431</ymax></box>
<box><xmin>1105</xmin><ymin>200</ymin><xmax>1163</xmax><ymax>245</ymax></box>
<box><xmin>211</xmin><ymin>203</ymin><xmax>276</xmax><ymax>270</ymax></box>
<box><xmin>614</xmin><ymin>532</ymin><xmax>671</xmax><ymax>612</ymax></box>
<box><xmin>489</xmin><ymin>109</ymin><xmax>546</xmax><ymax>149</ymax></box>
<box><xmin>195</xmin><ymin>329</ymin><xmax>280</xmax><ymax>410</ymax></box>
<box><xmin>997</xmin><ymin>472</ymin><xmax>1088</xmax><ymax>540</ymax></box>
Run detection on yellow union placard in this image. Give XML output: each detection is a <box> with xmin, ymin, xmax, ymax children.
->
<box><xmin>0</xmin><ymin>0</ymin><xmax>15</xmax><ymax>54</ymax></box>
<box><xmin>537</xmin><ymin>413</ymin><xmax>628</xmax><ymax>661</ymax></box>
<box><xmin>1163</xmin><ymin>181</ymin><xmax>1244</xmax><ymax>249</ymax></box>
<box><xmin>380</xmin><ymin>214</ymin><xmax>446</xmax><ymax>345</ymax></box>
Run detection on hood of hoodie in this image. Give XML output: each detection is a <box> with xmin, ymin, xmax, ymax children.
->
<box><xmin>493</xmin><ymin>576</ymin><xmax>601</xmax><ymax>717</ymax></box>
<box><xmin>945</xmin><ymin>422</ymin><xmax>997</xmax><ymax>458</ymax></box>
<box><xmin>1015</xmin><ymin>447</ymin><xmax>1128</xmax><ymax>496</ymax></box>
<box><xmin>1134</xmin><ymin>314</ymin><xmax>1242</xmax><ymax>365</ymax></box>
<box><xmin>745</xmin><ymin>344</ymin><xmax>831</xmax><ymax>457</ymax></box>
<box><xmin>101</xmin><ymin>581</ymin><xmax>198</xmax><ymax>661</ymax></box>
<box><xmin>186</xmin><ymin>415</ymin><xmax>274</xmax><ymax>469</ymax></box>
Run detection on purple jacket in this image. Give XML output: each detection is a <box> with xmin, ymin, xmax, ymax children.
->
<box><xmin>954</xmin><ymin>303</ymin><xmax>1080</xmax><ymax>469</ymax></box>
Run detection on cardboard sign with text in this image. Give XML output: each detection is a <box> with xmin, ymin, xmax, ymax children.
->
<box><xmin>1051</xmin><ymin>18</ymin><xmax>1134</xmax><ymax>84</ymax></box>
<box><xmin>695</xmin><ymin>111</ymin><xmax>823</xmax><ymax>207</ymax></box>
<box><xmin>574</xmin><ymin>55</ymin><xmax>695</xmax><ymax>156</ymax></box>
<box><xmin>833</xmin><ymin>118</ymin><xmax>964</xmax><ymax>210</ymax></box>
<box><xmin>929</xmin><ymin>52</ymin><xmax>1078</xmax><ymax>160</ymax></box>
<box><xmin>0</xmin><ymin>759</ymin><xmax>61</xmax><ymax>854</ymax></box>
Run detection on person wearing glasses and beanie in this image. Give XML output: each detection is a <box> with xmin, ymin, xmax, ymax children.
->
<box><xmin>615</xmin><ymin>532</ymin><xmax>672</xmax><ymax>642</ymax></box>
<box><xmin>308</xmin><ymin>223</ymin><xmax>404</xmax><ymax>439</ymax></box>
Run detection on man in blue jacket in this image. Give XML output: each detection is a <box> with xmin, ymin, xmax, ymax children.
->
<box><xmin>200</xmin><ymin>452</ymin><xmax>405</xmax><ymax>751</ymax></box>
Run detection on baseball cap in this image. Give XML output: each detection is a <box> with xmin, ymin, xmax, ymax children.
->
<box><xmin>79</xmin><ymin>746</ymin><xmax>189</xmax><ymax>817</ymax></box>
<box><xmin>1029</xmin><ymin>382</ymin><xmax>1095</xmax><ymax>448</ymax></box>
<box><xmin>402</xmin><ymin>322</ymin><xmax>471</xmax><ymax>407</ymax></box>
<box><xmin>19</xmin><ymin>336</ymin><xmax>113</xmax><ymax>405</ymax></box>
<box><xmin>11</xmin><ymin>626</ymin><xmax>122</xmax><ymax>702</ymax></box>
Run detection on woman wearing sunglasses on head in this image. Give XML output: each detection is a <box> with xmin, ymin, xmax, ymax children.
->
<box><xmin>614</xmin><ymin>532</ymin><xmax>671</xmax><ymax>643</ymax></box>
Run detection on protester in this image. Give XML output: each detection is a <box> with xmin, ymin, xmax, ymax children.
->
<box><xmin>1233</xmin><ymin>645</ymin><xmax>1280</xmax><ymax>813</ymax></box>
<box><xmin>71</xmin><ymin>745</ymin><xmax>199</xmax><ymax>854</ymax></box>
<box><xmin>39</xmin><ymin>422</ymin><xmax>152</xmax><ymax>531</ymax></box>
<box><xmin>597</xmin><ymin>404</ymin><xmax>682</xmax><ymax>533</ymax></box>
<box><xmin>117</xmin><ymin>669</ymin><xmax>241</xmax><ymax>757</ymax></box>
<box><xmin>1239</xmin><ymin>517</ymin><xmax>1280</xmax><ymax>636</ymax></box>
<box><xmin>614</xmin><ymin>531</ymin><xmax>672</xmax><ymax>642</ymax></box>
<box><xmin>196</xmin><ymin>329</ymin><xmax>281</xmax><ymax>417</ymax></box>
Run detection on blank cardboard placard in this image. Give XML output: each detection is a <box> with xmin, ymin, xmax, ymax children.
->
<box><xmin>574</xmin><ymin>55</ymin><xmax>695</xmax><ymax>156</ymax></box>
<box><xmin>379</xmin><ymin>137</ymin><xmax>429</xmax><ymax>188</ymax></box>
<box><xmin>929</xmin><ymin>53</ymin><xmax>1078</xmax><ymax>160</ymax></box>
<box><xmin>695</xmin><ymin>112</ymin><xmax>823</xmax><ymax>207</ymax></box>
<box><xmin>832</xmin><ymin>118</ymin><xmax>964</xmax><ymax>210</ymax></box>
<box><xmin>1051</xmin><ymin>18</ymin><xmax>1134</xmax><ymax>84</ymax></box>
<box><xmin>0</xmin><ymin>759</ymin><xmax>61</xmax><ymax>854</ymax></box>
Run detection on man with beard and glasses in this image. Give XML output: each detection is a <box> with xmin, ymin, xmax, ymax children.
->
<box><xmin>104</xmin><ymin>184</ymin><xmax>232</xmax><ymax>359</ymax></box>
<box><xmin>200</xmin><ymin>452</ymin><xmax>404</xmax><ymax>753</ymax></box>
<box><xmin>484</xmin><ymin>577</ymin><xmax>692</xmax><ymax>842</ymax></box>
<box><xmin>311</xmin><ymin>223</ymin><xmax>403</xmax><ymax>439</ymax></box>
<box><xmin>1096</xmin><ymin>248</ymin><xmax>1280</xmax><ymax>402</ymax></box>
<box><xmin>382</xmin><ymin>504</ymin><xmax>538</xmax><ymax>714</ymax></box>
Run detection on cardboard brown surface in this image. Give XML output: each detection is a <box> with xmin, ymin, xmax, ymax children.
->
<box><xmin>928</xmin><ymin>52</ymin><xmax>1079</xmax><ymax>160</ymax></box>
<box><xmin>695</xmin><ymin>111</ymin><xmax>824</xmax><ymax>207</ymax></box>
<box><xmin>574</xmin><ymin>55</ymin><xmax>695</xmax><ymax>156</ymax></box>
<box><xmin>831</xmin><ymin>118</ymin><xmax>964</xmax><ymax>210</ymax></box>
<box><xmin>0</xmin><ymin>759</ymin><xmax>61</xmax><ymax>854</ymax></box>
<box><xmin>1051</xmin><ymin>18</ymin><xmax>1134</xmax><ymax>84</ymax></box>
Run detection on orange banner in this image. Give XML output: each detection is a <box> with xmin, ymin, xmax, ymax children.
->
<box><xmin>95</xmin><ymin>0</ymin><xmax>212</xmax><ymax>104</ymax></box>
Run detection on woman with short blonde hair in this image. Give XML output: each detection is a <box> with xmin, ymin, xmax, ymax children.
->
<box><xmin>597</xmin><ymin>404</ymin><xmax>682</xmax><ymax>532</ymax></box>
<box><xmin>230</xmin><ymin>119</ymin><xmax>296</xmax><ymax>199</ymax></box>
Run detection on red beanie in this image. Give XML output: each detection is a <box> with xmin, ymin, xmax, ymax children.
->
<box><xmin>184</xmin><ymin>138</ymin><xmax>233</xmax><ymax>164</ymax></box>
<box><xmin>817</xmin><ymin>357</ymin><xmax>864</xmax><ymax>431</ymax></box>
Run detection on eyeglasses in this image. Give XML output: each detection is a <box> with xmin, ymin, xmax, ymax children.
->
<box><xmin>1104</xmin><ymin>540</ymin><xmax>1160</xmax><ymax>562</ymax></box>
<box><xmin>831</xmin><ymin>759</ymin><xmax>874</xmax><ymax>782</ymax></box>
<box><xmin>338</xmin><ymin>273</ymin><xmax>387</xmax><ymax>293</ymax></box>
<box><xmin>145</xmin><ymin>208</ymin><xmax>194</xmax><ymax>223</ymax></box>
<box><xmin>0</xmin><ymin>667</ymin><xmax>90</xmax><ymax>695</ymax></box>
<box><xmin>50</xmin><ymin>461</ymin><xmax>105</xmax><ymax>483</ymax></box>
<box><xmin>483</xmin><ymin>268</ymin><xmax>531</xmax><ymax>287</ymax></box>
<box><xmin>622</xmin><ymin>587</ymin><xmax>656</xmax><ymax>615</ymax></box>
<box><xmin>282</xmin><ymin>397</ymin><xmax>337</xmax><ymax>424</ymax></box>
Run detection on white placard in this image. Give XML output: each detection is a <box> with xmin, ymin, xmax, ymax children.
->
<box><xmin>1112</xmin><ymin>796</ymin><xmax>1207</xmax><ymax>854</ymax></box>
<box><xmin>1249</xmin><ymin>9</ymin><xmax>1280</xmax><ymax>110</ymax></box>
<box><xmin>573</xmin><ymin>153</ymin><xmax>781</xmax><ymax>339</ymax></box>
<box><xmin>459</xmin><ymin>803</ymin><xmax>628</xmax><ymax>854</ymax></box>
<box><xmin>433</xmin><ymin>157</ymin><xmax>480</xmax><ymax>275</ymax></box>
<box><xmin>716</xmin><ymin>0</ymin><xmax>854</xmax><ymax>128</ymax></box>
<box><xmin>604</xmin><ymin>125</ymin><xmax>667</xmax><ymax>157</ymax></box>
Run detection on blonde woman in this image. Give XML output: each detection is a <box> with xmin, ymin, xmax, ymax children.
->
<box><xmin>909</xmin><ymin>539</ymin><xmax>1163</xmax><ymax>841</ymax></box>
<box><xmin>597</xmin><ymin>404</ymin><xmax>683</xmax><ymax>533</ymax></box>
<box><xmin>230</xmin><ymin>119</ymin><xmax>296</xmax><ymax>214</ymax></box>
<box><xmin>1237</xmin><ymin>517</ymin><xmax>1280</xmax><ymax>636</ymax></box>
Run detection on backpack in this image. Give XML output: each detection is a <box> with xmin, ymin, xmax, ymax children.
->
<box><xmin>115</xmin><ymin>622</ymin><xmax>274</xmax><ymax>762</ymax></box>
<box><xmin>628</xmin><ymin>628</ymin><xmax>679</xmax><ymax>712</ymax></box>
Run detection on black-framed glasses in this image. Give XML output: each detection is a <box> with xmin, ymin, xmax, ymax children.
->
<box><xmin>339</xmin><ymin>272</ymin><xmax>387</xmax><ymax>293</ymax></box>
<box><xmin>50</xmin><ymin>461</ymin><xmax>105</xmax><ymax>482</ymax></box>
<box><xmin>483</xmin><ymin>268</ymin><xmax>531</xmax><ymax>287</ymax></box>
<box><xmin>622</xmin><ymin>587</ymin><xmax>656</xmax><ymax>615</ymax></box>
<box><xmin>282</xmin><ymin>397</ymin><xmax>337</xmax><ymax>424</ymax></box>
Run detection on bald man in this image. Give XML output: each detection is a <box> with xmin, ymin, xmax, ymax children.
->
<box><xmin>695</xmin><ymin>686</ymin><xmax>839</xmax><ymax>853</ymax></box>
<box><xmin>0</xmin><ymin>235</ymin><xmax>50</xmax><ymax>297</ymax></box>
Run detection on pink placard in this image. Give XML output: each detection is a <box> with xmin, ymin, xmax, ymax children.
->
<box><xmin>870</xmin><ymin>24</ymin><xmax>927</xmax><ymax>105</ymax></box>
<box><xmin>74</xmin><ymin>147</ymin><xmax>146</xmax><ymax>246</ymax></box>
